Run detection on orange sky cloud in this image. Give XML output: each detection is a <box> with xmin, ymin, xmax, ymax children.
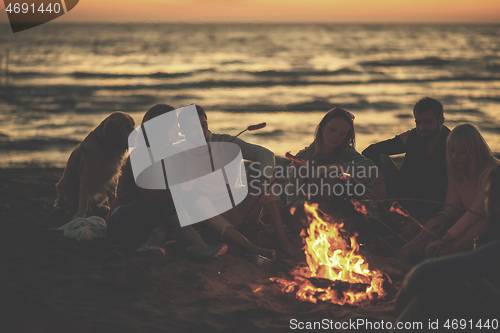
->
<box><xmin>2</xmin><ymin>0</ymin><xmax>500</xmax><ymax>23</ymax></box>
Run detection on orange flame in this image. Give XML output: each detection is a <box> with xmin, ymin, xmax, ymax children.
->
<box><xmin>340</xmin><ymin>172</ymin><xmax>352</xmax><ymax>180</ymax></box>
<box><xmin>271</xmin><ymin>202</ymin><xmax>386</xmax><ymax>305</ymax></box>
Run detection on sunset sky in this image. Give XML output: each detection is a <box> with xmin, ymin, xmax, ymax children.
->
<box><xmin>2</xmin><ymin>0</ymin><xmax>500</xmax><ymax>23</ymax></box>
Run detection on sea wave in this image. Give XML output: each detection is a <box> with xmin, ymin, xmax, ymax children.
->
<box><xmin>251</xmin><ymin>68</ymin><xmax>367</xmax><ymax>77</ymax></box>
<box><xmin>7</xmin><ymin>69</ymin><xmax>216</xmax><ymax>80</ymax></box>
<box><xmin>71</xmin><ymin>71</ymin><xmax>197</xmax><ymax>79</ymax></box>
<box><xmin>0</xmin><ymin>138</ymin><xmax>80</xmax><ymax>151</ymax></box>
<box><xmin>213</xmin><ymin>99</ymin><xmax>402</xmax><ymax>112</ymax></box>
<box><xmin>3</xmin><ymin>76</ymin><xmax>498</xmax><ymax>95</ymax></box>
<box><xmin>359</xmin><ymin>57</ymin><xmax>454</xmax><ymax>67</ymax></box>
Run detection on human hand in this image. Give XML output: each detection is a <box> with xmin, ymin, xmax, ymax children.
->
<box><xmin>400</xmin><ymin>221</ymin><xmax>420</xmax><ymax>239</ymax></box>
<box><xmin>425</xmin><ymin>216</ymin><xmax>447</xmax><ymax>234</ymax></box>
<box><xmin>425</xmin><ymin>239</ymin><xmax>446</xmax><ymax>257</ymax></box>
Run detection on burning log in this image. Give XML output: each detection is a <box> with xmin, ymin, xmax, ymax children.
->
<box><xmin>308</xmin><ymin>277</ymin><xmax>370</xmax><ymax>293</ymax></box>
<box><xmin>271</xmin><ymin>202</ymin><xmax>390</xmax><ymax>306</ymax></box>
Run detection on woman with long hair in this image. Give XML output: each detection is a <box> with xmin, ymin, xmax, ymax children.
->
<box><xmin>284</xmin><ymin>107</ymin><xmax>378</xmax><ymax>243</ymax></box>
<box><xmin>425</xmin><ymin>123</ymin><xmax>500</xmax><ymax>255</ymax></box>
<box><xmin>391</xmin><ymin>166</ymin><xmax>500</xmax><ymax>330</ymax></box>
<box><xmin>399</xmin><ymin>123</ymin><xmax>499</xmax><ymax>261</ymax></box>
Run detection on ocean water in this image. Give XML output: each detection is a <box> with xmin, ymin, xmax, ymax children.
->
<box><xmin>1</xmin><ymin>23</ymin><xmax>499</xmax><ymax>167</ymax></box>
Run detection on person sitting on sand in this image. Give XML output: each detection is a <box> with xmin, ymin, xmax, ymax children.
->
<box><xmin>390</xmin><ymin>166</ymin><xmax>500</xmax><ymax>331</ymax></box>
<box><xmin>362</xmin><ymin>97</ymin><xmax>450</xmax><ymax>220</ymax></box>
<box><xmin>397</xmin><ymin>123</ymin><xmax>500</xmax><ymax>262</ymax></box>
<box><xmin>283</xmin><ymin>107</ymin><xmax>378</xmax><ymax>245</ymax></box>
<box><xmin>106</xmin><ymin>104</ymin><xmax>228</xmax><ymax>260</ymax></box>
<box><xmin>176</xmin><ymin>104</ymin><xmax>296</xmax><ymax>260</ymax></box>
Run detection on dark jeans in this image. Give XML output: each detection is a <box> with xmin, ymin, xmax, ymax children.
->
<box><xmin>107</xmin><ymin>196</ymin><xmax>176</xmax><ymax>251</ymax></box>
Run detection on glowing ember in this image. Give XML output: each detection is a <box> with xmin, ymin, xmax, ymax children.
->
<box><xmin>252</xmin><ymin>285</ymin><xmax>264</xmax><ymax>293</ymax></box>
<box><xmin>390</xmin><ymin>201</ymin><xmax>409</xmax><ymax>217</ymax></box>
<box><xmin>271</xmin><ymin>202</ymin><xmax>387</xmax><ymax>305</ymax></box>
<box><xmin>340</xmin><ymin>172</ymin><xmax>352</xmax><ymax>180</ymax></box>
<box><xmin>285</xmin><ymin>152</ymin><xmax>307</xmax><ymax>167</ymax></box>
<box><xmin>350</xmin><ymin>199</ymin><xmax>368</xmax><ymax>215</ymax></box>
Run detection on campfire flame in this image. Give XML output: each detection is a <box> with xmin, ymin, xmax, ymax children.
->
<box><xmin>271</xmin><ymin>202</ymin><xmax>386</xmax><ymax>305</ymax></box>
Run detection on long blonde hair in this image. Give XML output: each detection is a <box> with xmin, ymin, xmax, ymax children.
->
<box><xmin>446</xmin><ymin>123</ymin><xmax>498</xmax><ymax>181</ymax></box>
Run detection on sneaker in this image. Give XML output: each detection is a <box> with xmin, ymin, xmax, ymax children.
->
<box><xmin>246</xmin><ymin>254</ymin><xmax>273</xmax><ymax>266</ymax></box>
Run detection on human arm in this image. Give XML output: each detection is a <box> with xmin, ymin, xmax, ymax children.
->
<box><xmin>426</xmin><ymin>168</ymin><xmax>494</xmax><ymax>256</ymax></box>
<box><xmin>215</xmin><ymin>133</ymin><xmax>275</xmax><ymax>179</ymax></box>
<box><xmin>362</xmin><ymin>130</ymin><xmax>410</xmax><ymax>162</ymax></box>
<box><xmin>445</xmin><ymin>166</ymin><xmax>493</xmax><ymax>240</ymax></box>
<box><xmin>336</xmin><ymin>146</ymin><xmax>377</xmax><ymax>184</ymax></box>
<box><xmin>314</xmin><ymin>146</ymin><xmax>376</xmax><ymax>180</ymax></box>
<box><xmin>423</xmin><ymin>179</ymin><xmax>463</xmax><ymax>256</ymax></box>
<box><xmin>426</xmin><ymin>176</ymin><xmax>463</xmax><ymax>233</ymax></box>
<box><xmin>439</xmin><ymin>219</ymin><xmax>490</xmax><ymax>255</ymax></box>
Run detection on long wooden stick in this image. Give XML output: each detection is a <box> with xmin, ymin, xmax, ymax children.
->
<box><xmin>374</xmin><ymin>197</ymin><xmax>486</xmax><ymax>219</ymax></box>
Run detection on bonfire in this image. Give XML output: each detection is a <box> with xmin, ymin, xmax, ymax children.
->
<box><xmin>271</xmin><ymin>202</ymin><xmax>387</xmax><ymax>306</ymax></box>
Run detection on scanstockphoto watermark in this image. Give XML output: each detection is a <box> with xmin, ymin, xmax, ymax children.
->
<box><xmin>248</xmin><ymin>161</ymin><xmax>379</xmax><ymax>197</ymax></box>
<box><xmin>289</xmin><ymin>318</ymin><xmax>424</xmax><ymax>330</ymax></box>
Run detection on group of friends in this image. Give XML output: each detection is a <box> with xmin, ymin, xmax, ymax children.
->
<box><xmin>105</xmin><ymin>98</ymin><xmax>500</xmax><ymax>267</ymax></box>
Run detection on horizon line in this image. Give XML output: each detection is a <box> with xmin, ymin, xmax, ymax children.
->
<box><xmin>2</xmin><ymin>21</ymin><xmax>499</xmax><ymax>25</ymax></box>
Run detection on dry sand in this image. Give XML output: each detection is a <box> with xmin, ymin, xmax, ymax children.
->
<box><xmin>1</xmin><ymin>168</ymin><xmax>411</xmax><ymax>333</ymax></box>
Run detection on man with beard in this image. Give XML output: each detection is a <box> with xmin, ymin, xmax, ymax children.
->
<box><xmin>363</xmin><ymin>97</ymin><xmax>450</xmax><ymax>221</ymax></box>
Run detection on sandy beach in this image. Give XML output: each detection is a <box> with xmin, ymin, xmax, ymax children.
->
<box><xmin>0</xmin><ymin>167</ymin><xmax>414</xmax><ymax>333</ymax></box>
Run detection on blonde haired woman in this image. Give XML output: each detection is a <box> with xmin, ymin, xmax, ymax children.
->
<box><xmin>400</xmin><ymin>123</ymin><xmax>499</xmax><ymax>261</ymax></box>
<box><xmin>425</xmin><ymin>123</ymin><xmax>499</xmax><ymax>255</ymax></box>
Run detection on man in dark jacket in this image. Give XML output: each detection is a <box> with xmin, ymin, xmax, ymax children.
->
<box><xmin>363</xmin><ymin>97</ymin><xmax>450</xmax><ymax>220</ymax></box>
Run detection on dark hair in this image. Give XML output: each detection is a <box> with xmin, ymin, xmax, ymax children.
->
<box><xmin>308</xmin><ymin>107</ymin><xmax>356</xmax><ymax>158</ymax></box>
<box><xmin>194</xmin><ymin>104</ymin><xmax>207</xmax><ymax>119</ymax></box>
<box><xmin>413</xmin><ymin>97</ymin><xmax>444</xmax><ymax>119</ymax></box>
<box><xmin>178</xmin><ymin>104</ymin><xmax>207</xmax><ymax>127</ymax></box>
<box><xmin>142</xmin><ymin>104</ymin><xmax>175</xmax><ymax>124</ymax></box>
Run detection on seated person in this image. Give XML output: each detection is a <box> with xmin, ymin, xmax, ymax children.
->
<box><xmin>363</xmin><ymin>97</ymin><xmax>450</xmax><ymax>220</ymax></box>
<box><xmin>176</xmin><ymin>104</ymin><xmax>296</xmax><ymax>259</ymax></box>
<box><xmin>391</xmin><ymin>166</ymin><xmax>500</xmax><ymax>331</ymax></box>
<box><xmin>106</xmin><ymin>104</ymin><xmax>227</xmax><ymax>259</ymax></box>
<box><xmin>398</xmin><ymin>123</ymin><xmax>500</xmax><ymax>263</ymax></box>
<box><xmin>283</xmin><ymin>107</ymin><xmax>378</xmax><ymax>244</ymax></box>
